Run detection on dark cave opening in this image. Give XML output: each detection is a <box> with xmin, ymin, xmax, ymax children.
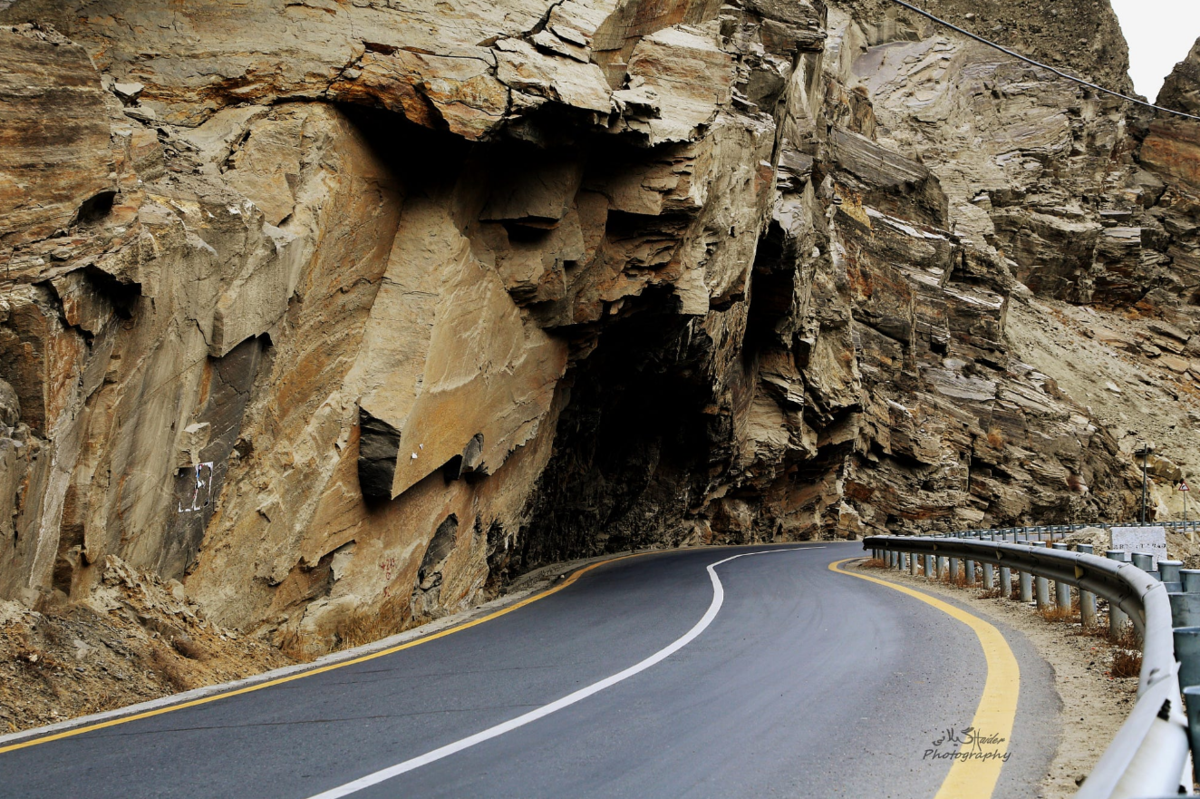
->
<box><xmin>504</xmin><ymin>298</ymin><xmax>714</xmax><ymax>576</ymax></box>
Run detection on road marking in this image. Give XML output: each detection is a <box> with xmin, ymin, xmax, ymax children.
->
<box><xmin>830</xmin><ymin>559</ymin><xmax>1020</xmax><ymax>799</ymax></box>
<box><xmin>1</xmin><ymin>543</ymin><xmax>822</xmax><ymax>755</ymax></box>
<box><xmin>304</xmin><ymin>549</ymin><xmax>793</xmax><ymax>799</ymax></box>
<box><xmin>0</xmin><ymin>553</ymin><xmax>642</xmax><ymax>754</ymax></box>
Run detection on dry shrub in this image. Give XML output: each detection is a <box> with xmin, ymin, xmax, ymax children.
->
<box><xmin>332</xmin><ymin>600</ymin><xmax>410</xmax><ymax>653</ymax></box>
<box><xmin>277</xmin><ymin>628</ymin><xmax>309</xmax><ymax>663</ymax></box>
<box><xmin>986</xmin><ymin>428</ymin><xmax>1005</xmax><ymax>448</ymax></box>
<box><xmin>1110</xmin><ymin>625</ymin><xmax>1140</xmax><ymax>649</ymax></box>
<box><xmin>1074</xmin><ymin>618</ymin><xmax>1111</xmax><ymax>638</ymax></box>
<box><xmin>979</xmin><ymin>586</ymin><xmax>1004</xmax><ymax>599</ymax></box>
<box><xmin>1110</xmin><ymin>650</ymin><xmax>1142</xmax><ymax>678</ymax></box>
<box><xmin>1039</xmin><ymin>605</ymin><xmax>1076</xmax><ymax>623</ymax></box>
<box><xmin>149</xmin><ymin>646</ymin><xmax>193</xmax><ymax>693</ymax></box>
<box><xmin>862</xmin><ymin>558</ymin><xmax>889</xmax><ymax>569</ymax></box>
<box><xmin>15</xmin><ymin>649</ymin><xmax>57</xmax><ymax>669</ymax></box>
<box><xmin>944</xmin><ymin>571</ymin><xmax>968</xmax><ymax>588</ymax></box>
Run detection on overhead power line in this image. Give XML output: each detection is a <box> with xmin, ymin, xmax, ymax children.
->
<box><xmin>885</xmin><ymin>0</ymin><xmax>1200</xmax><ymax>122</ymax></box>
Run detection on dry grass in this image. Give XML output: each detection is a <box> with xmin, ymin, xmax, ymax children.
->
<box><xmin>149</xmin><ymin>646</ymin><xmax>193</xmax><ymax>693</ymax></box>
<box><xmin>276</xmin><ymin>605</ymin><xmax>414</xmax><ymax>663</ymax></box>
<box><xmin>1073</xmin><ymin>612</ymin><xmax>1113</xmax><ymax>639</ymax></box>
<box><xmin>1110</xmin><ymin>649</ymin><xmax>1142</xmax><ymax>678</ymax></box>
<box><xmin>277</xmin><ymin>628</ymin><xmax>308</xmax><ymax>662</ymax></box>
<box><xmin>862</xmin><ymin>558</ymin><xmax>889</xmax><ymax>569</ymax></box>
<box><xmin>986</xmin><ymin>428</ymin><xmax>1005</xmax><ymax>448</ymax></box>
<box><xmin>332</xmin><ymin>600</ymin><xmax>410</xmax><ymax>653</ymax></box>
<box><xmin>1109</xmin><ymin>625</ymin><xmax>1140</xmax><ymax>649</ymax></box>
<box><xmin>1038</xmin><ymin>605</ymin><xmax>1076</xmax><ymax>623</ymax></box>
<box><xmin>944</xmin><ymin>571</ymin><xmax>969</xmax><ymax>588</ymax></box>
<box><xmin>14</xmin><ymin>648</ymin><xmax>58</xmax><ymax>670</ymax></box>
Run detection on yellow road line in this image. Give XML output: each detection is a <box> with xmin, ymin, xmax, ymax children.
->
<box><xmin>829</xmin><ymin>559</ymin><xmax>1020</xmax><ymax>799</ymax></box>
<box><xmin>1</xmin><ymin>553</ymin><xmax>646</xmax><ymax>754</ymax></box>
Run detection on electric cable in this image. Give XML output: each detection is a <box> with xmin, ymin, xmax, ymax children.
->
<box><xmin>884</xmin><ymin>0</ymin><xmax>1200</xmax><ymax>121</ymax></box>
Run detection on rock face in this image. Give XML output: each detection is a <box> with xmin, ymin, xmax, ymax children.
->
<box><xmin>0</xmin><ymin>0</ymin><xmax>1197</xmax><ymax>657</ymax></box>
<box><xmin>1159</xmin><ymin>37</ymin><xmax>1200</xmax><ymax>117</ymax></box>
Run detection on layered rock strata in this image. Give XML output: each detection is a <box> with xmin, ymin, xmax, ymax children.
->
<box><xmin>0</xmin><ymin>0</ymin><xmax>1196</xmax><ymax>659</ymax></box>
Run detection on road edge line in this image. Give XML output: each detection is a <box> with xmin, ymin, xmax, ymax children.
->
<box><xmin>0</xmin><ymin>552</ymin><xmax>647</xmax><ymax>754</ymax></box>
<box><xmin>3</xmin><ymin>542</ymin><xmax>830</xmax><ymax>754</ymax></box>
<box><xmin>829</xmin><ymin>558</ymin><xmax>1020</xmax><ymax>799</ymax></box>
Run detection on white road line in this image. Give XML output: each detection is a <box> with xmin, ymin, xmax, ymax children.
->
<box><xmin>304</xmin><ymin>549</ymin><xmax>798</xmax><ymax>799</ymax></box>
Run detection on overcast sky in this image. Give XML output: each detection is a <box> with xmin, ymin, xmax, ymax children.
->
<box><xmin>1110</xmin><ymin>0</ymin><xmax>1200</xmax><ymax>101</ymax></box>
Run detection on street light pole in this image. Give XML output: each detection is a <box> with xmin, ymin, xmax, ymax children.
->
<box><xmin>1137</xmin><ymin>441</ymin><xmax>1147</xmax><ymax>523</ymax></box>
<box><xmin>1140</xmin><ymin>442</ymin><xmax>1151</xmax><ymax>524</ymax></box>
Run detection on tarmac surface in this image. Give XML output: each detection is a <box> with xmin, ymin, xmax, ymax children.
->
<box><xmin>1</xmin><ymin>542</ymin><xmax>1058</xmax><ymax>798</ymax></box>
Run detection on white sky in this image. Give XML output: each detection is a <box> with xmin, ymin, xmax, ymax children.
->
<box><xmin>1110</xmin><ymin>0</ymin><xmax>1200</xmax><ymax>101</ymax></box>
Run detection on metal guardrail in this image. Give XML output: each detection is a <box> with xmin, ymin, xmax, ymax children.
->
<box><xmin>949</xmin><ymin>521</ymin><xmax>1200</xmax><ymax>538</ymax></box>
<box><xmin>862</xmin><ymin>531</ymin><xmax>1191</xmax><ymax>799</ymax></box>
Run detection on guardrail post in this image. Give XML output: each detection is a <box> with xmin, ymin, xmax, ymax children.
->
<box><xmin>910</xmin><ymin>552</ymin><xmax>918</xmax><ymax>576</ymax></box>
<box><xmin>1077</xmin><ymin>544</ymin><xmax>1097</xmax><ymax>627</ymax></box>
<box><xmin>1107</xmin><ymin>550</ymin><xmax>1129</xmax><ymax>637</ymax></box>
<box><xmin>1034</xmin><ymin>540</ymin><xmax>1051</xmax><ymax>608</ymax></box>
<box><xmin>1185</xmin><ymin>686</ymin><xmax>1200</xmax><ymax>786</ymax></box>
<box><xmin>1019</xmin><ymin>570</ymin><xmax>1033</xmax><ymax>602</ymax></box>
<box><xmin>1054</xmin><ymin>576</ymin><xmax>1071</xmax><ymax>612</ymax></box>
<box><xmin>937</xmin><ymin>556</ymin><xmax>946</xmax><ymax>580</ymax></box>
<box><xmin>1161</xmin><ymin>560</ymin><xmax>1183</xmax><ymax>593</ymax></box>
<box><xmin>1131</xmin><ymin>552</ymin><xmax>1154</xmax><ymax>573</ymax></box>
<box><xmin>1035</xmin><ymin>572</ymin><xmax>1050</xmax><ymax>609</ymax></box>
<box><xmin>949</xmin><ymin>557</ymin><xmax>959</xmax><ymax>583</ymax></box>
<box><xmin>1000</xmin><ymin>565</ymin><xmax>1012</xmax><ymax>597</ymax></box>
<box><xmin>1051</xmin><ymin>542</ymin><xmax>1071</xmax><ymax>612</ymax></box>
<box><xmin>925</xmin><ymin>553</ymin><xmax>935</xmax><ymax>580</ymax></box>
<box><xmin>1183</xmin><ymin>569</ymin><xmax>1200</xmax><ymax>594</ymax></box>
<box><xmin>1175</xmin><ymin>627</ymin><xmax>1200</xmax><ymax>691</ymax></box>
<box><xmin>1171</xmin><ymin>593</ymin><xmax>1200</xmax><ymax>628</ymax></box>
<box><xmin>982</xmin><ymin>562</ymin><xmax>994</xmax><ymax>589</ymax></box>
<box><xmin>965</xmin><ymin>558</ymin><xmax>975</xmax><ymax>585</ymax></box>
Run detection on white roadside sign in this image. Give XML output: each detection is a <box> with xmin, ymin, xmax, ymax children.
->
<box><xmin>1109</xmin><ymin>526</ymin><xmax>1168</xmax><ymax>568</ymax></box>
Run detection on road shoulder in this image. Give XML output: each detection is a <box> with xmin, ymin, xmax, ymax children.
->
<box><xmin>851</xmin><ymin>559</ymin><xmax>1137</xmax><ymax>799</ymax></box>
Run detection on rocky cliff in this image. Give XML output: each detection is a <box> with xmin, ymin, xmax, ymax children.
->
<box><xmin>0</xmin><ymin>0</ymin><xmax>1197</xmax><ymax>677</ymax></box>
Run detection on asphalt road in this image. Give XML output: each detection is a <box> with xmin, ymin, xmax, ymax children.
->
<box><xmin>1</xmin><ymin>543</ymin><xmax>1058</xmax><ymax>798</ymax></box>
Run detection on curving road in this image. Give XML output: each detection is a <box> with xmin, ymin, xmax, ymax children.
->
<box><xmin>1</xmin><ymin>543</ymin><xmax>1059</xmax><ymax>798</ymax></box>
